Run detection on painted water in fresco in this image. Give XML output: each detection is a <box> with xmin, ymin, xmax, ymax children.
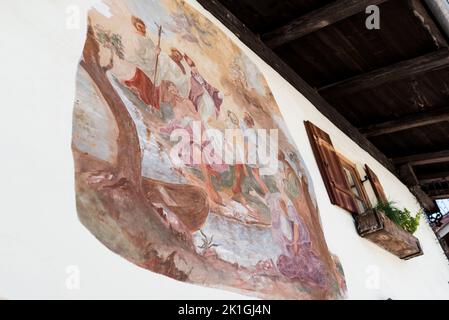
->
<box><xmin>72</xmin><ymin>0</ymin><xmax>347</xmax><ymax>299</ymax></box>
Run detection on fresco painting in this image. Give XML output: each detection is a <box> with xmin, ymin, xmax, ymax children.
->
<box><xmin>73</xmin><ymin>0</ymin><xmax>347</xmax><ymax>299</ymax></box>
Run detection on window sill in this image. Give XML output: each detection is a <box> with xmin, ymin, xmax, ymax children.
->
<box><xmin>355</xmin><ymin>209</ymin><xmax>423</xmax><ymax>260</ymax></box>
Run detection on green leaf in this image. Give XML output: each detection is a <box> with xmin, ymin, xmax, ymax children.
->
<box><xmin>375</xmin><ymin>201</ymin><xmax>421</xmax><ymax>234</ymax></box>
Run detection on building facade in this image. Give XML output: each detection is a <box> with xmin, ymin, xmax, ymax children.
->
<box><xmin>1</xmin><ymin>0</ymin><xmax>449</xmax><ymax>300</ymax></box>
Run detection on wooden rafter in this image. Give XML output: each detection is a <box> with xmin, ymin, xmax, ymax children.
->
<box><xmin>411</xmin><ymin>185</ymin><xmax>439</xmax><ymax>210</ymax></box>
<box><xmin>428</xmin><ymin>188</ymin><xmax>449</xmax><ymax>200</ymax></box>
<box><xmin>262</xmin><ymin>0</ymin><xmax>389</xmax><ymax>48</ymax></box>
<box><xmin>419</xmin><ymin>171</ymin><xmax>449</xmax><ymax>184</ymax></box>
<box><xmin>319</xmin><ymin>49</ymin><xmax>449</xmax><ymax>98</ymax></box>
<box><xmin>398</xmin><ymin>164</ymin><xmax>419</xmax><ymax>186</ymax></box>
<box><xmin>360</xmin><ymin>107</ymin><xmax>449</xmax><ymax>137</ymax></box>
<box><xmin>398</xmin><ymin>164</ymin><xmax>438</xmax><ymax>212</ymax></box>
<box><xmin>407</xmin><ymin>0</ymin><xmax>448</xmax><ymax>49</ymax></box>
<box><xmin>393</xmin><ymin>150</ymin><xmax>449</xmax><ymax>166</ymax></box>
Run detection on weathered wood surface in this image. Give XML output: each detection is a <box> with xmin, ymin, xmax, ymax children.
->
<box><xmin>419</xmin><ymin>171</ymin><xmax>449</xmax><ymax>184</ymax></box>
<box><xmin>355</xmin><ymin>209</ymin><xmax>423</xmax><ymax>260</ymax></box>
<box><xmin>360</xmin><ymin>107</ymin><xmax>449</xmax><ymax>137</ymax></box>
<box><xmin>393</xmin><ymin>150</ymin><xmax>449</xmax><ymax>166</ymax></box>
<box><xmin>319</xmin><ymin>49</ymin><xmax>449</xmax><ymax>98</ymax></box>
<box><xmin>428</xmin><ymin>188</ymin><xmax>449</xmax><ymax>200</ymax></box>
<box><xmin>407</xmin><ymin>0</ymin><xmax>448</xmax><ymax>49</ymax></box>
<box><xmin>263</xmin><ymin>0</ymin><xmax>389</xmax><ymax>48</ymax></box>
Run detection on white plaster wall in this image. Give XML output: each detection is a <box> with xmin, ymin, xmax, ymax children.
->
<box><xmin>0</xmin><ymin>0</ymin><xmax>448</xmax><ymax>299</ymax></box>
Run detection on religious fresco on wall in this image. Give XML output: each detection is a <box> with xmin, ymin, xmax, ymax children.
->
<box><xmin>73</xmin><ymin>0</ymin><xmax>347</xmax><ymax>299</ymax></box>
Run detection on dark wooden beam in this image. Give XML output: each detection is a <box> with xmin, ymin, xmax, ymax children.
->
<box><xmin>393</xmin><ymin>150</ymin><xmax>449</xmax><ymax>166</ymax></box>
<box><xmin>408</xmin><ymin>0</ymin><xmax>448</xmax><ymax>49</ymax></box>
<box><xmin>262</xmin><ymin>0</ymin><xmax>389</xmax><ymax>48</ymax></box>
<box><xmin>411</xmin><ymin>185</ymin><xmax>439</xmax><ymax>210</ymax></box>
<box><xmin>419</xmin><ymin>171</ymin><xmax>449</xmax><ymax>185</ymax></box>
<box><xmin>196</xmin><ymin>0</ymin><xmax>395</xmax><ymax>173</ymax></box>
<box><xmin>399</xmin><ymin>164</ymin><xmax>438</xmax><ymax>212</ymax></box>
<box><xmin>398</xmin><ymin>164</ymin><xmax>419</xmax><ymax>186</ymax></box>
<box><xmin>428</xmin><ymin>188</ymin><xmax>449</xmax><ymax>200</ymax></box>
<box><xmin>319</xmin><ymin>49</ymin><xmax>449</xmax><ymax>98</ymax></box>
<box><xmin>360</xmin><ymin>107</ymin><xmax>449</xmax><ymax>137</ymax></box>
<box><xmin>432</xmin><ymin>194</ymin><xmax>449</xmax><ymax>200</ymax></box>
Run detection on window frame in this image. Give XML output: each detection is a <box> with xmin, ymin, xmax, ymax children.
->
<box><xmin>365</xmin><ymin>164</ymin><xmax>388</xmax><ymax>204</ymax></box>
<box><xmin>337</xmin><ymin>154</ymin><xmax>371</xmax><ymax>215</ymax></box>
<box><xmin>304</xmin><ymin>121</ymin><xmax>358</xmax><ymax>213</ymax></box>
<box><xmin>304</xmin><ymin>121</ymin><xmax>386</xmax><ymax>216</ymax></box>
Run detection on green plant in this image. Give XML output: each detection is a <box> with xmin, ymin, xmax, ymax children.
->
<box><xmin>376</xmin><ymin>201</ymin><xmax>422</xmax><ymax>234</ymax></box>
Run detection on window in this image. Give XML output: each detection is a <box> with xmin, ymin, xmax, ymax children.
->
<box><xmin>365</xmin><ymin>164</ymin><xmax>387</xmax><ymax>204</ymax></box>
<box><xmin>339</xmin><ymin>155</ymin><xmax>370</xmax><ymax>214</ymax></box>
<box><xmin>305</xmin><ymin>121</ymin><xmax>358</xmax><ymax>214</ymax></box>
<box><xmin>304</xmin><ymin>121</ymin><xmax>384</xmax><ymax>215</ymax></box>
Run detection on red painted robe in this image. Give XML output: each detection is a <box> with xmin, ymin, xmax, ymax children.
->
<box><xmin>188</xmin><ymin>71</ymin><xmax>223</xmax><ymax>117</ymax></box>
<box><xmin>124</xmin><ymin>68</ymin><xmax>161</xmax><ymax>110</ymax></box>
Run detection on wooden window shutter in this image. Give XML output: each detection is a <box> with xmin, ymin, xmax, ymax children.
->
<box><xmin>304</xmin><ymin>121</ymin><xmax>358</xmax><ymax>213</ymax></box>
<box><xmin>365</xmin><ymin>165</ymin><xmax>387</xmax><ymax>203</ymax></box>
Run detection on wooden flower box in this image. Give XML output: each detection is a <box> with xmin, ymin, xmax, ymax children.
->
<box><xmin>355</xmin><ymin>209</ymin><xmax>423</xmax><ymax>260</ymax></box>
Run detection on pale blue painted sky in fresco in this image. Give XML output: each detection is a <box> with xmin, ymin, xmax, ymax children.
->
<box><xmin>125</xmin><ymin>0</ymin><xmax>174</xmax><ymax>35</ymax></box>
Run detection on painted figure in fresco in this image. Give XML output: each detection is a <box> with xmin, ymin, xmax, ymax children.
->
<box><xmin>242</xmin><ymin>113</ymin><xmax>270</xmax><ymax>195</ymax></box>
<box><xmin>124</xmin><ymin>19</ymin><xmax>192</xmax><ymax>110</ymax></box>
<box><xmin>185</xmin><ymin>54</ymin><xmax>224</xmax><ymax>122</ymax></box>
<box><xmin>181</xmin><ymin>53</ymin><xmax>226</xmax><ymax>205</ymax></box>
<box><xmin>225</xmin><ymin>111</ymin><xmax>248</xmax><ymax>196</ymax></box>
<box><xmin>279</xmin><ymin>151</ymin><xmax>312</xmax><ymax>223</ymax></box>
<box><xmin>269</xmin><ymin>151</ymin><xmax>327</xmax><ymax>287</ymax></box>
<box><xmin>267</xmin><ymin>191</ymin><xmax>324</xmax><ymax>286</ymax></box>
<box><xmin>124</xmin><ymin>16</ymin><xmax>161</xmax><ymax>109</ymax></box>
<box><xmin>160</xmin><ymin>80</ymin><xmax>198</xmax><ymax>121</ymax></box>
<box><xmin>280</xmin><ymin>151</ymin><xmax>328</xmax><ymax>256</ymax></box>
<box><xmin>231</xmin><ymin>112</ymin><xmax>270</xmax><ymax>197</ymax></box>
<box><xmin>144</xmin><ymin>42</ymin><xmax>228</xmax><ymax>207</ymax></box>
<box><xmin>121</xmin><ymin>16</ymin><xmax>224</xmax><ymax>206</ymax></box>
<box><xmin>166</xmin><ymin>48</ymin><xmax>191</xmax><ymax>99</ymax></box>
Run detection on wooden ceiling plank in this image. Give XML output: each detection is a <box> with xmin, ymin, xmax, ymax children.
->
<box><xmin>197</xmin><ymin>0</ymin><xmax>395</xmax><ymax>172</ymax></box>
<box><xmin>319</xmin><ymin>49</ymin><xmax>449</xmax><ymax>98</ymax></box>
<box><xmin>393</xmin><ymin>150</ymin><xmax>449</xmax><ymax>166</ymax></box>
<box><xmin>360</xmin><ymin>107</ymin><xmax>449</xmax><ymax>137</ymax></box>
<box><xmin>427</xmin><ymin>185</ymin><xmax>449</xmax><ymax>200</ymax></box>
<box><xmin>419</xmin><ymin>171</ymin><xmax>449</xmax><ymax>185</ymax></box>
<box><xmin>431</xmin><ymin>190</ymin><xmax>449</xmax><ymax>200</ymax></box>
<box><xmin>262</xmin><ymin>0</ymin><xmax>389</xmax><ymax>48</ymax></box>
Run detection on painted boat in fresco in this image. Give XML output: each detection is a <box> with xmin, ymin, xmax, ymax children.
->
<box><xmin>143</xmin><ymin>177</ymin><xmax>209</xmax><ymax>232</ymax></box>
